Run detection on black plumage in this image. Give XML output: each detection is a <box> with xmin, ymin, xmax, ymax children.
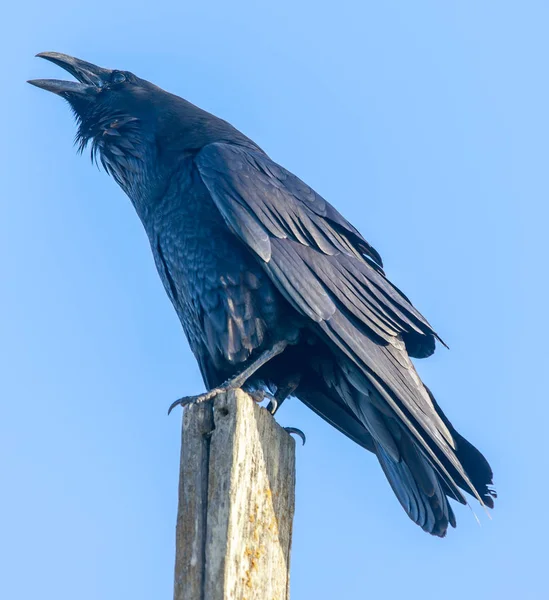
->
<box><xmin>29</xmin><ymin>52</ymin><xmax>496</xmax><ymax>536</ymax></box>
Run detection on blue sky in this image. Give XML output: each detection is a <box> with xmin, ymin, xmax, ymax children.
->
<box><xmin>2</xmin><ymin>1</ymin><xmax>547</xmax><ymax>598</ymax></box>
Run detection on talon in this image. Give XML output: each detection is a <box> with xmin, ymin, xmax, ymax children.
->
<box><xmin>167</xmin><ymin>387</ymin><xmax>223</xmax><ymax>415</ymax></box>
<box><xmin>167</xmin><ymin>396</ymin><xmax>189</xmax><ymax>415</ymax></box>
<box><xmin>284</xmin><ymin>426</ymin><xmax>306</xmax><ymax>445</ymax></box>
<box><xmin>267</xmin><ymin>399</ymin><xmax>278</xmax><ymax>414</ymax></box>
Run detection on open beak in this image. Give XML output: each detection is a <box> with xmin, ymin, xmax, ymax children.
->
<box><xmin>28</xmin><ymin>52</ymin><xmax>111</xmax><ymax>96</ymax></box>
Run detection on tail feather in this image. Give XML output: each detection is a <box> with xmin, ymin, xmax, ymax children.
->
<box><xmin>297</xmin><ymin>350</ymin><xmax>495</xmax><ymax>537</ymax></box>
<box><xmin>297</xmin><ymin>380</ymin><xmax>458</xmax><ymax>536</ymax></box>
<box><xmin>375</xmin><ymin>442</ymin><xmax>456</xmax><ymax>537</ymax></box>
<box><xmin>426</xmin><ymin>386</ymin><xmax>496</xmax><ymax>508</ymax></box>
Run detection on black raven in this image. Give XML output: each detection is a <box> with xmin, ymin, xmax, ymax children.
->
<box><xmin>29</xmin><ymin>52</ymin><xmax>495</xmax><ymax>536</ymax></box>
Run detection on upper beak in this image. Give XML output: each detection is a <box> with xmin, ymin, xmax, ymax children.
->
<box><xmin>28</xmin><ymin>52</ymin><xmax>111</xmax><ymax>96</ymax></box>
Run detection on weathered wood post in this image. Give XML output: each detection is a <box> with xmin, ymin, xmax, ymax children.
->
<box><xmin>173</xmin><ymin>388</ymin><xmax>296</xmax><ymax>600</ymax></box>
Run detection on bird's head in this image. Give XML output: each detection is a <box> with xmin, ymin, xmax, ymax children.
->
<box><xmin>28</xmin><ymin>52</ymin><xmax>172</xmax><ymax>189</ymax></box>
<box><xmin>29</xmin><ymin>52</ymin><xmax>257</xmax><ymax>196</ymax></box>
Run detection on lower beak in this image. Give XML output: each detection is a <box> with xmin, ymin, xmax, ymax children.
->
<box><xmin>27</xmin><ymin>78</ymin><xmax>95</xmax><ymax>96</ymax></box>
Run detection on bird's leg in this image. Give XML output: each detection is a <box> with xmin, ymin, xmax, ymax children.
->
<box><xmin>168</xmin><ymin>340</ymin><xmax>289</xmax><ymax>414</ymax></box>
<box><xmin>267</xmin><ymin>373</ymin><xmax>302</xmax><ymax>415</ymax></box>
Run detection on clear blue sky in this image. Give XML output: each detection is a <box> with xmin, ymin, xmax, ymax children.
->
<box><xmin>1</xmin><ymin>1</ymin><xmax>546</xmax><ymax>598</ymax></box>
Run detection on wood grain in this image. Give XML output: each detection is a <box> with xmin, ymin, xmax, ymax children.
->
<box><xmin>174</xmin><ymin>389</ymin><xmax>296</xmax><ymax>600</ymax></box>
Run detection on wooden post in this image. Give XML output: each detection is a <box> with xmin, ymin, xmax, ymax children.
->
<box><xmin>173</xmin><ymin>388</ymin><xmax>296</xmax><ymax>600</ymax></box>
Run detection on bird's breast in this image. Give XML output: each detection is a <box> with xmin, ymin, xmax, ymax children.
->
<box><xmin>149</xmin><ymin>168</ymin><xmax>286</xmax><ymax>382</ymax></box>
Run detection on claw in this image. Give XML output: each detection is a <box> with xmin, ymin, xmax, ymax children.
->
<box><xmin>167</xmin><ymin>387</ymin><xmax>224</xmax><ymax>415</ymax></box>
<box><xmin>284</xmin><ymin>426</ymin><xmax>306</xmax><ymax>445</ymax></box>
<box><xmin>267</xmin><ymin>398</ymin><xmax>278</xmax><ymax>414</ymax></box>
<box><xmin>167</xmin><ymin>397</ymin><xmax>187</xmax><ymax>415</ymax></box>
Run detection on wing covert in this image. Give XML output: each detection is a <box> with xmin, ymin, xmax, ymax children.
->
<box><xmin>195</xmin><ymin>142</ymin><xmax>442</xmax><ymax>352</ymax></box>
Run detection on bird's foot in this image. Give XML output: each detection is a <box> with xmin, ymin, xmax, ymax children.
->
<box><xmin>250</xmin><ymin>391</ymin><xmax>305</xmax><ymax>443</ymax></box>
<box><xmin>267</xmin><ymin>373</ymin><xmax>301</xmax><ymax>415</ymax></box>
<box><xmin>284</xmin><ymin>427</ymin><xmax>306</xmax><ymax>445</ymax></box>
<box><xmin>168</xmin><ymin>341</ymin><xmax>291</xmax><ymax>416</ymax></box>
<box><xmin>169</xmin><ymin>342</ymin><xmax>292</xmax><ymax>416</ymax></box>
<box><xmin>248</xmin><ymin>389</ymin><xmax>277</xmax><ymax>409</ymax></box>
<box><xmin>248</xmin><ymin>389</ymin><xmax>279</xmax><ymax>414</ymax></box>
<box><xmin>168</xmin><ymin>386</ymin><xmax>233</xmax><ymax>415</ymax></box>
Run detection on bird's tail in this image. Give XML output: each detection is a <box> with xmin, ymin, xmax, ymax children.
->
<box><xmin>426</xmin><ymin>386</ymin><xmax>497</xmax><ymax>510</ymax></box>
<box><xmin>374</xmin><ymin>432</ymin><xmax>456</xmax><ymax>537</ymax></box>
<box><xmin>296</xmin><ymin>354</ymin><xmax>495</xmax><ymax>536</ymax></box>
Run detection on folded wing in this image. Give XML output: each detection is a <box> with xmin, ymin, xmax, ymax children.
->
<box><xmin>195</xmin><ymin>142</ymin><xmax>488</xmax><ymax>514</ymax></box>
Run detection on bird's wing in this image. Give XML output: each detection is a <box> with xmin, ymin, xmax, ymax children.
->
<box><xmin>196</xmin><ymin>142</ymin><xmax>442</xmax><ymax>354</ymax></box>
<box><xmin>195</xmin><ymin>142</ymin><xmax>484</xmax><ymax>506</ymax></box>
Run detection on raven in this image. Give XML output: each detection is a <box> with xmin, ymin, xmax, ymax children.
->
<box><xmin>29</xmin><ymin>52</ymin><xmax>495</xmax><ymax>536</ymax></box>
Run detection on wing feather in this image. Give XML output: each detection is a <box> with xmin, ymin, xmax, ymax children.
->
<box><xmin>195</xmin><ymin>142</ymin><xmax>484</xmax><ymax>505</ymax></box>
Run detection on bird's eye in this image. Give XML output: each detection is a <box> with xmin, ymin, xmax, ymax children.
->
<box><xmin>111</xmin><ymin>71</ymin><xmax>126</xmax><ymax>84</ymax></box>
